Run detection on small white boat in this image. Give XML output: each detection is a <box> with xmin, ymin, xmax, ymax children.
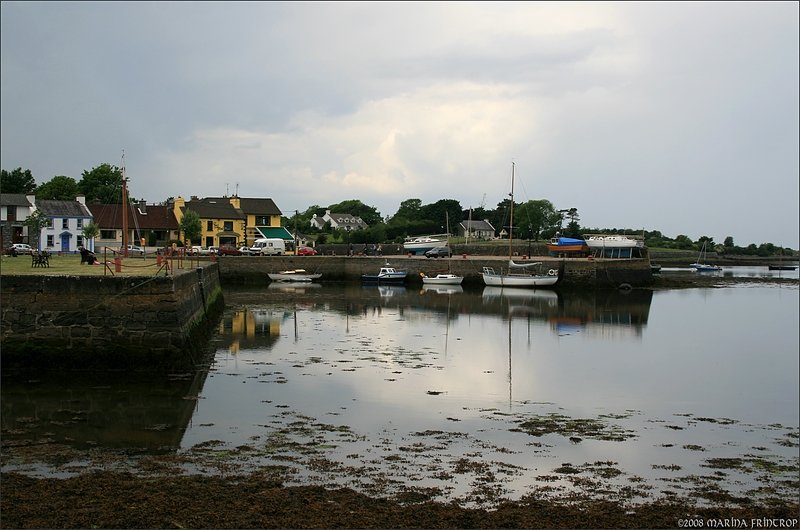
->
<box><xmin>403</xmin><ymin>235</ymin><xmax>446</xmax><ymax>255</ymax></box>
<box><xmin>267</xmin><ymin>269</ymin><xmax>322</xmax><ymax>282</ymax></box>
<box><xmin>689</xmin><ymin>242</ymin><xmax>722</xmax><ymax>272</ymax></box>
<box><xmin>421</xmin><ymin>272</ymin><xmax>464</xmax><ymax>285</ymax></box>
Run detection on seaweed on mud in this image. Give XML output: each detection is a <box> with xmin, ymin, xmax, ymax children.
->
<box><xmin>512</xmin><ymin>412</ymin><xmax>637</xmax><ymax>441</ymax></box>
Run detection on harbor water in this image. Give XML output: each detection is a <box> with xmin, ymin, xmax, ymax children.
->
<box><xmin>2</xmin><ymin>271</ymin><xmax>798</xmax><ymax>507</ymax></box>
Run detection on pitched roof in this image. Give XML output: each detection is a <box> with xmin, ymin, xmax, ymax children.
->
<box><xmin>0</xmin><ymin>194</ymin><xmax>33</xmax><ymax>207</ymax></box>
<box><xmin>237</xmin><ymin>197</ymin><xmax>282</xmax><ymax>216</ymax></box>
<box><xmin>460</xmin><ymin>219</ymin><xmax>495</xmax><ymax>231</ymax></box>
<box><xmin>184</xmin><ymin>198</ymin><xmax>246</xmax><ymax>220</ymax></box>
<box><xmin>35</xmin><ymin>199</ymin><xmax>92</xmax><ymax>218</ymax></box>
<box><xmin>89</xmin><ymin>203</ymin><xmax>178</xmax><ymax>230</ymax></box>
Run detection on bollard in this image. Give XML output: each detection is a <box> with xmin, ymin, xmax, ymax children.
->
<box><xmin>114</xmin><ymin>257</ymin><xmax>122</xmax><ymax>272</ymax></box>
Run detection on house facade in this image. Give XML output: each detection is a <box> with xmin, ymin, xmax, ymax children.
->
<box><xmin>173</xmin><ymin>196</ymin><xmax>247</xmax><ymax>248</ymax></box>
<box><xmin>34</xmin><ymin>197</ymin><xmax>94</xmax><ymax>252</ymax></box>
<box><xmin>458</xmin><ymin>219</ymin><xmax>496</xmax><ymax>240</ymax></box>
<box><xmin>90</xmin><ymin>201</ymin><xmax>180</xmax><ymax>250</ymax></box>
<box><xmin>227</xmin><ymin>197</ymin><xmax>291</xmax><ymax>245</ymax></box>
<box><xmin>0</xmin><ymin>193</ymin><xmax>35</xmax><ymax>249</ymax></box>
<box><xmin>310</xmin><ymin>210</ymin><xmax>368</xmax><ymax>232</ymax></box>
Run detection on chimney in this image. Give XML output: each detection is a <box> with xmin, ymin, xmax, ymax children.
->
<box><xmin>138</xmin><ymin>200</ymin><xmax>147</xmax><ymax>214</ymax></box>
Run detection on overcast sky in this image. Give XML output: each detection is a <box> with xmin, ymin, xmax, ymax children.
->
<box><xmin>2</xmin><ymin>2</ymin><xmax>798</xmax><ymax>247</ymax></box>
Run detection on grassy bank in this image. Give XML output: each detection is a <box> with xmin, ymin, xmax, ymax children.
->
<box><xmin>0</xmin><ymin>253</ymin><xmax>204</xmax><ymax>276</ymax></box>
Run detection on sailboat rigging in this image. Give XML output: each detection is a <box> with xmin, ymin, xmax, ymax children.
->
<box><xmin>481</xmin><ymin>163</ymin><xmax>560</xmax><ymax>288</ymax></box>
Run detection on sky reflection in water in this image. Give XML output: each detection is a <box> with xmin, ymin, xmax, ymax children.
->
<box><xmin>180</xmin><ymin>284</ymin><xmax>799</xmax><ymax>503</ymax></box>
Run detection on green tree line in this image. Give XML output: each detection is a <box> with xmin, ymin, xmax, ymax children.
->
<box><xmin>2</xmin><ymin>166</ymin><xmax>795</xmax><ymax>257</ymax></box>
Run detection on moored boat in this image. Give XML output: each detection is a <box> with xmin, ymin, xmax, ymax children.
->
<box><xmin>403</xmin><ymin>235</ymin><xmax>446</xmax><ymax>255</ymax></box>
<box><xmin>768</xmin><ymin>264</ymin><xmax>798</xmax><ymax>271</ymax></box>
<box><xmin>547</xmin><ymin>236</ymin><xmax>590</xmax><ymax>257</ymax></box>
<box><xmin>267</xmin><ymin>269</ymin><xmax>322</xmax><ymax>282</ymax></box>
<box><xmin>361</xmin><ymin>265</ymin><xmax>408</xmax><ymax>283</ymax></box>
<box><xmin>481</xmin><ymin>163</ymin><xmax>561</xmax><ymax>289</ymax></box>
<box><xmin>689</xmin><ymin>242</ymin><xmax>722</xmax><ymax>272</ymax></box>
<box><xmin>421</xmin><ymin>272</ymin><xmax>464</xmax><ymax>285</ymax></box>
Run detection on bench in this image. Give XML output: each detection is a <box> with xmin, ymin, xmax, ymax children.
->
<box><xmin>31</xmin><ymin>251</ymin><xmax>50</xmax><ymax>268</ymax></box>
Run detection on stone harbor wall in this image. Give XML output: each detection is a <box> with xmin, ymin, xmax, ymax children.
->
<box><xmin>0</xmin><ymin>264</ymin><xmax>223</xmax><ymax>371</ymax></box>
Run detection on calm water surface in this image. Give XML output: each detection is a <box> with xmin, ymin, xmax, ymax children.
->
<box><xmin>3</xmin><ymin>277</ymin><xmax>798</xmax><ymax>505</ymax></box>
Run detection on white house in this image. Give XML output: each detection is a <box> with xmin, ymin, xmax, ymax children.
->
<box><xmin>34</xmin><ymin>196</ymin><xmax>95</xmax><ymax>252</ymax></box>
<box><xmin>310</xmin><ymin>210</ymin><xmax>368</xmax><ymax>231</ymax></box>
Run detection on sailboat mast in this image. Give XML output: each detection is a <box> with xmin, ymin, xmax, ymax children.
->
<box><xmin>121</xmin><ymin>152</ymin><xmax>129</xmax><ymax>257</ymax></box>
<box><xmin>508</xmin><ymin>162</ymin><xmax>515</xmax><ymax>259</ymax></box>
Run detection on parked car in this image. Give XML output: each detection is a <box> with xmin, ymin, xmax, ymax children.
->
<box><xmin>208</xmin><ymin>246</ymin><xmax>219</xmax><ymax>255</ymax></box>
<box><xmin>124</xmin><ymin>244</ymin><xmax>145</xmax><ymax>255</ymax></box>
<box><xmin>188</xmin><ymin>246</ymin><xmax>213</xmax><ymax>256</ymax></box>
<box><xmin>296</xmin><ymin>246</ymin><xmax>318</xmax><ymax>256</ymax></box>
<box><xmin>238</xmin><ymin>245</ymin><xmax>252</xmax><ymax>256</ymax></box>
<box><xmin>217</xmin><ymin>244</ymin><xmax>242</xmax><ymax>256</ymax></box>
<box><xmin>424</xmin><ymin>246</ymin><xmax>452</xmax><ymax>258</ymax></box>
<box><xmin>6</xmin><ymin>243</ymin><xmax>33</xmax><ymax>256</ymax></box>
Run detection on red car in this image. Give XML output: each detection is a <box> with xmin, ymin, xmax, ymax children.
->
<box><xmin>217</xmin><ymin>244</ymin><xmax>243</xmax><ymax>256</ymax></box>
<box><xmin>296</xmin><ymin>246</ymin><xmax>318</xmax><ymax>256</ymax></box>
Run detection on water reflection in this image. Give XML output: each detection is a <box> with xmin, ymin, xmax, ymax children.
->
<box><xmin>1</xmin><ymin>371</ymin><xmax>207</xmax><ymax>451</ymax></box>
<box><xmin>215</xmin><ymin>286</ymin><xmax>653</xmax><ymax>352</ymax></box>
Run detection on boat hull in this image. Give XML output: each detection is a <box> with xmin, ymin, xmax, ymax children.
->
<box><xmin>584</xmin><ymin>235</ymin><xmax>645</xmax><ymax>249</ymax></box>
<box><xmin>361</xmin><ymin>274</ymin><xmax>407</xmax><ymax>283</ymax></box>
<box><xmin>268</xmin><ymin>271</ymin><xmax>322</xmax><ymax>282</ymax></box>
<box><xmin>421</xmin><ymin>274</ymin><xmax>464</xmax><ymax>285</ymax></box>
<box><xmin>768</xmin><ymin>265</ymin><xmax>798</xmax><ymax>271</ymax></box>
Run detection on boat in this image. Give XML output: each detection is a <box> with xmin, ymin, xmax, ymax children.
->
<box><xmin>584</xmin><ymin>233</ymin><xmax>646</xmax><ymax>258</ymax></box>
<box><xmin>547</xmin><ymin>236</ymin><xmax>589</xmax><ymax>257</ymax></box>
<box><xmin>584</xmin><ymin>234</ymin><xmax>645</xmax><ymax>249</ymax></box>
<box><xmin>689</xmin><ymin>242</ymin><xmax>722</xmax><ymax>272</ymax></box>
<box><xmin>768</xmin><ymin>247</ymin><xmax>798</xmax><ymax>270</ymax></box>
<box><xmin>421</xmin><ymin>273</ymin><xmax>464</xmax><ymax>285</ymax></box>
<box><xmin>768</xmin><ymin>264</ymin><xmax>798</xmax><ymax>271</ymax></box>
<box><xmin>403</xmin><ymin>235</ymin><xmax>447</xmax><ymax>255</ymax></box>
<box><xmin>361</xmin><ymin>264</ymin><xmax>408</xmax><ymax>283</ymax></box>
<box><xmin>267</xmin><ymin>269</ymin><xmax>322</xmax><ymax>282</ymax></box>
<box><xmin>481</xmin><ymin>163</ymin><xmax>561</xmax><ymax>288</ymax></box>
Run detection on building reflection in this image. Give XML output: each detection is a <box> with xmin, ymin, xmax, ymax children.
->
<box><xmin>217</xmin><ymin>308</ymin><xmax>291</xmax><ymax>354</ymax></box>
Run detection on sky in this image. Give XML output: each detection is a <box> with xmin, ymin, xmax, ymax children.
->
<box><xmin>2</xmin><ymin>2</ymin><xmax>798</xmax><ymax>247</ymax></box>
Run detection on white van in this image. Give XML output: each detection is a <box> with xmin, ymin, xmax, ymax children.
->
<box><xmin>250</xmin><ymin>238</ymin><xmax>285</xmax><ymax>256</ymax></box>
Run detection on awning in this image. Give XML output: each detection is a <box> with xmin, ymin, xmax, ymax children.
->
<box><xmin>256</xmin><ymin>226</ymin><xmax>294</xmax><ymax>240</ymax></box>
<box><xmin>215</xmin><ymin>231</ymin><xmax>241</xmax><ymax>238</ymax></box>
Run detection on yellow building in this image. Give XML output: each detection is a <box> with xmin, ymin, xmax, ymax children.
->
<box><xmin>172</xmin><ymin>196</ymin><xmax>292</xmax><ymax>248</ymax></box>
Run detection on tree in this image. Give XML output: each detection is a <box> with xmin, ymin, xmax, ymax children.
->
<box><xmin>35</xmin><ymin>175</ymin><xmax>80</xmax><ymax>200</ymax></box>
<box><xmin>81</xmin><ymin>222</ymin><xmax>100</xmax><ymax>248</ymax></box>
<box><xmin>79</xmin><ymin>163</ymin><xmax>124</xmax><ymax>203</ymax></box>
<box><xmin>180</xmin><ymin>210</ymin><xmax>202</xmax><ymax>244</ymax></box>
<box><xmin>391</xmin><ymin>199</ymin><xmax>422</xmax><ymax>221</ymax></box>
<box><xmin>23</xmin><ymin>209</ymin><xmax>49</xmax><ymax>250</ymax></box>
<box><xmin>724</xmin><ymin>236</ymin><xmax>734</xmax><ymax>248</ymax></box>
<box><xmin>514</xmin><ymin>199</ymin><xmax>558</xmax><ymax>240</ymax></box>
<box><xmin>328</xmin><ymin>199</ymin><xmax>382</xmax><ymax>226</ymax></box>
<box><xmin>1</xmin><ymin>167</ymin><xmax>37</xmax><ymax>194</ymax></box>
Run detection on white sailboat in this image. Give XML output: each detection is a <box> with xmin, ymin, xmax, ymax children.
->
<box><xmin>689</xmin><ymin>241</ymin><xmax>722</xmax><ymax>272</ymax></box>
<box><xmin>482</xmin><ymin>163</ymin><xmax>560</xmax><ymax>288</ymax></box>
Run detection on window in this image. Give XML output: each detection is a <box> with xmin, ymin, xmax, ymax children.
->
<box><xmin>255</xmin><ymin>216</ymin><xmax>269</xmax><ymax>225</ymax></box>
<box><xmin>223</xmin><ymin>221</ymin><xmax>233</xmax><ymax>232</ymax></box>
<box><xmin>77</xmin><ymin>218</ymin><xmax>83</xmax><ymax>229</ymax></box>
<box><xmin>47</xmin><ymin>235</ymin><xmax>54</xmax><ymax>247</ymax></box>
<box><xmin>100</xmin><ymin>230</ymin><xmax>116</xmax><ymax>239</ymax></box>
<box><xmin>207</xmin><ymin>220</ymin><xmax>213</xmax><ymax>231</ymax></box>
<box><xmin>46</xmin><ymin>218</ymin><xmax>53</xmax><ymax>228</ymax></box>
<box><xmin>62</xmin><ymin>218</ymin><xmax>68</xmax><ymax>229</ymax></box>
<box><xmin>77</xmin><ymin>236</ymin><xmax>84</xmax><ymax>247</ymax></box>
